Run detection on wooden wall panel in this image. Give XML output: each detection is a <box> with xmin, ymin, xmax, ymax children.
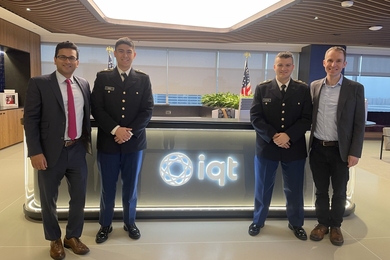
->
<box><xmin>0</xmin><ymin>18</ymin><xmax>41</xmax><ymax>77</ymax></box>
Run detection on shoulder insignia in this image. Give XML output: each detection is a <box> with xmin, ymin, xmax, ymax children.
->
<box><xmin>99</xmin><ymin>68</ymin><xmax>114</xmax><ymax>73</ymax></box>
<box><xmin>293</xmin><ymin>79</ymin><xmax>307</xmax><ymax>85</ymax></box>
<box><xmin>134</xmin><ymin>69</ymin><xmax>147</xmax><ymax>75</ymax></box>
<box><xmin>259</xmin><ymin>79</ymin><xmax>272</xmax><ymax>85</ymax></box>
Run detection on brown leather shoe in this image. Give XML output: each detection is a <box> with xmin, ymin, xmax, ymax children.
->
<box><xmin>64</xmin><ymin>237</ymin><xmax>90</xmax><ymax>255</ymax></box>
<box><xmin>310</xmin><ymin>224</ymin><xmax>329</xmax><ymax>241</ymax></box>
<box><xmin>50</xmin><ymin>238</ymin><xmax>65</xmax><ymax>260</ymax></box>
<box><xmin>330</xmin><ymin>227</ymin><xmax>344</xmax><ymax>246</ymax></box>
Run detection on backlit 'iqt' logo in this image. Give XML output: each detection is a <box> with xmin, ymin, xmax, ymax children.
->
<box><xmin>160</xmin><ymin>152</ymin><xmax>193</xmax><ymax>186</ymax></box>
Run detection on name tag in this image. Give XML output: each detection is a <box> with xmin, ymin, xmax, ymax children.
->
<box><xmin>105</xmin><ymin>86</ymin><xmax>115</xmax><ymax>91</ymax></box>
<box><xmin>262</xmin><ymin>98</ymin><xmax>271</xmax><ymax>102</ymax></box>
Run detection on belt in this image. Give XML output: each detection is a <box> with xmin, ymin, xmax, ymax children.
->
<box><xmin>314</xmin><ymin>137</ymin><xmax>338</xmax><ymax>147</ymax></box>
<box><xmin>64</xmin><ymin>139</ymin><xmax>79</xmax><ymax>147</ymax></box>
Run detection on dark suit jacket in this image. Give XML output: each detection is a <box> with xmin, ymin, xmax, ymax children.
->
<box><xmin>250</xmin><ymin>78</ymin><xmax>312</xmax><ymax>162</ymax></box>
<box><xmin>309</xmin><ymin>77</ymin><xmax>365</xmax><ymax>162</ymax></box>
<box><xmin>24</xmin><ymin>72</ymin><xmax>92</xmax><ymax>168</ymax></box>
<box><xmin>91</xmin><ymin>67</ymin><xmax>154</xmax><ymax>153</ymax></box>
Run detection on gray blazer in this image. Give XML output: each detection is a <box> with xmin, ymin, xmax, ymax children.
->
<box><xmin>309</xmin><ymin>77</ymin><xmax>365</xmax><ymax>162</ymax></box>
<box><xmin>24</xmin><ymin>72</ymin><xmax>92</xmax><ymax>167</ymax></box>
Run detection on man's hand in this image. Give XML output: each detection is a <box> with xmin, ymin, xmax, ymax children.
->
<box><xmin>347</xmin><ymin>155</ymin><xmax>359</xmax><ymax>167</ymax></box>
<box><xmin>114</xmin><ymin>127</ymin><xmax>133</xmax><ymax>144</ymax></box>
<box><xmin>273</xmin><ymin>133</ymin><xmax>291</xmax><ymax>149</ymax></box>
<box><xmin>30</xmin><ymin>153</ymin><xmax>48</xmax><ymax>170</ymax></box>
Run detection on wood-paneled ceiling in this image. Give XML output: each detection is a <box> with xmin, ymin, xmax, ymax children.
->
<box><xmin>1</xmin><ymin>0</ymin><xmax>390</xmax><ymax>47</ymax></box>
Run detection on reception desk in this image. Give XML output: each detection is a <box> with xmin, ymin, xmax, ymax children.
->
<box><xmin>23</xmin><ymin>117</ymin><xmax>355</xmax><ymax>220</ymax></box>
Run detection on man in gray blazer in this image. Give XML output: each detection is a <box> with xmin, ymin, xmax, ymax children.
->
<box><xmin>309</xmin><ymin>46</ymin><xmax>365</xmax><ymax>246</ymax></box>
<box><xmin>24</xmin><ymin>41</ymin><xmax>92</xmax><ymax>260</ymax></box>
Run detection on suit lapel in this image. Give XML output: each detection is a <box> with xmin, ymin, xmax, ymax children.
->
<box><xmin>109</xmin><ymin>67</ymin><xmax>124</xmax><ymax>87</ymax></box>
<box><xmin>337</xmin><ymin>77</ymin><xmax>350</xmax><ymax>122</ymax></box>
<box><xmin>49</xmin><ymin>72</ymin><xmax>65</xmax><ymax>113</ymax></box>
<box><xmin>270</xmin><ymin>79</ymin><xmax>283</xmax><ymax>99</ymax></box>
<box><xmin>283</xmin><ymin>79</ymin><xmax>298</xmax><ymax>100</ymax></box>
<box><xmin>126</xmin><ymin>68</ymin><xmax>139</xmax><ymax>89</ymax></box>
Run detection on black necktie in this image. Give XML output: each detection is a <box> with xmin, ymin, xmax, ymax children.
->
<box><xmin>121</xmin><ymin>72</ymin><xmax>127</xmax><ymax>81</ymax></box>
<box><xmin>281</xmin><ymin>84</ymin><xmax>286</xmax><ymax>97</ymax></box>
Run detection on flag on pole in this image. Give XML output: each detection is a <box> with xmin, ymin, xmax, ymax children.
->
<box><xmin>108</xmin><ymin>53</ymin><xmax>114</xmax><ymax>69</ymax></box>
<box><xmin>241</xmin><ymin>59</ymin><xmax>251</xmax><ymax>96</ymax></box>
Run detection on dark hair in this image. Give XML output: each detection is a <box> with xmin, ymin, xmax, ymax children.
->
<box><xmin>54</xmin><ymin>41</ymin><xmax>79</xmax><ymax>59</ymax></box>
<box><xmin>115</xmin><ymin>37</ymin><xmax>135</xmax><ymax>50</ymax></box>
<box><xmin>276</xmin><ymin>51</ymin><xmax>294</xmax><ymax>64</ymax></box>
<box><xmin>325</xmin><ymin>46</ymin><xmax>346</xmax><ymax>61</ymax></box>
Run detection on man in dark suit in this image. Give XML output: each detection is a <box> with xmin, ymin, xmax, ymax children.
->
<box><xmin>24</xmin><ymin>41</ymin><xmax>92</xmax><ymax>260</ymax></box>
<box><xmin>249</xmin><ymin>51</ymin><xmax>312</xmax><ymax>240</ymax></box>
<box><xmin>92</xmin><ymin>37</ymin><xmax>154</xmax><ymax>243</ymax></box>
<box><xmin>309</xmin><ymin>46</ymin><xmax>365</xmax><ymax>246</ymax></box>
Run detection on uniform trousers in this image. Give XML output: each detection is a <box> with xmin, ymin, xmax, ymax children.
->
<box><xmin>309</xmin><ymin>143</ymin><xmax>349</xmax><ymax>227</ymax></box>
<box><xmin>253</xmin><ymin>155</ymin><xmax>305</xmax><ymax>226</ymax></box>
<box><xmin>97</xmin><ymin>150</ymin><xmax>143</xmax><ymax>227</ymax></box>
<box><xmin>38</xmin><ymin>141</ymin><xmax>87</xmax><ymax>241</ymax></box>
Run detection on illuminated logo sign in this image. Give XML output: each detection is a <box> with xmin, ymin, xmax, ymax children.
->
<box><xmin>159</xmin><ymin>152</ymin><xmax>238</xmax><ymax>187</ymax></box>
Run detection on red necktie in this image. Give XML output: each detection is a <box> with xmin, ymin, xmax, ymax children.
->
<box><xmin>65</xmin><ymin>78</ymin><xmax>77</xmax><ymax>140</ymax></box>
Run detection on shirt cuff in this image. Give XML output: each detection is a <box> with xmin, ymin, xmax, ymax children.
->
<box><xmin>111</xmin><ymin>125</ymin><xmax>120</xmax><ymax>135</ymax></box>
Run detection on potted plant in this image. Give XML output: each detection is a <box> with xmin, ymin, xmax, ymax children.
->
<box><xmin>201</xmin><ymin>92</ymin><xmax>240</xmax><ymax>118</ymax></box>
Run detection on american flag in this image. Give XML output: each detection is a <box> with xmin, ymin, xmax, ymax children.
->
<box><xmin>241</xmin><ymin>59</ymin><xmax>251</xmax><ymax>96</ymax></box>
<box><xmin>108</xmin><ymin>53</ymin><xmax>114</xmax><ymax>69</ymax></box>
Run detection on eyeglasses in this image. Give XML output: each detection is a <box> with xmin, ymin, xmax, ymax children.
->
<box><xmin>56</xmin><ymin>55</ymin><xmax>78</xmax><ymax>62</ymax></box>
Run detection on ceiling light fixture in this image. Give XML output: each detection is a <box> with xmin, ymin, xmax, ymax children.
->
<box><xmin>369</xmin><ymin>26</ymin><xmax>383</xmax><ymax>31</ymax></box>
<box><xmin>93</xmin><ymin>0</ymin><xmax>282</xmax><ymax>28</ymax></box>
<box><xmin>341</xmin><ymin>1</ymin><xmax>354</xmax><ymax>8</ymax></box>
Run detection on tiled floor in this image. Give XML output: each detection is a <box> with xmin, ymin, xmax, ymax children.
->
<box><xmin>0</xmin><ymin>139</ymin><xmax>389</xmax><ymax>260</ymax></box>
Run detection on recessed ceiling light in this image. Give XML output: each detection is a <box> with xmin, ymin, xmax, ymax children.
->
<box><xmin>93</xmin><ymin>0</ymin><xmax>282</xmax><ymax>28</ymax></box>
<box><xmin>369</xmin><ymin>26</ymin><xmax>383</xmax><ymax>31</ymax></box>
<box><xmin>26</xmin><ymin>8</ymin><xmax>31</xmax><ymax>11</ymax></box>
<box><xmin>314</xmin><ymin>16</ymin><xmax>319</xmax><ymax>20</ymax></box>
<box><xmin>341</xmin><ymin>1</ymin><xmax>354</xmax><ymax>8</ymax></box>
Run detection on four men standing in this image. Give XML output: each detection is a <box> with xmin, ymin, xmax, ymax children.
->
<box><xmin>24</xmin><ymin>42</ymin><xmax>364</xmax><ymax>259</ymax></box>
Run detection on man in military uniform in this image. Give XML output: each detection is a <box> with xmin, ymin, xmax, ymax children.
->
<box><xmin>248</xmin><ymin>51</ymin><xmax>312</xmax><ymax>240</ymax></box>
<box><xmin>91</xmin><ymin>37</ymin><xmax>154</xmax><ymax>243</ymax></box>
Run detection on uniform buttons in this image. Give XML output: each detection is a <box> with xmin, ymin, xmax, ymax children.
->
<box><xmin>282</xmin><ymin>111</ymin><xmax>285</xmax><ymax>114</ymax></box>
<box><xmin>122</xmin><ymin>115</ymin><xmax>125</xmax><ymax>118</ymax></box>
<box><xmin>281</xmin><ymin>125</ymin><xmax>285</xmax><ymax>128</ymax></box>
<box><xmin>281</xmin><ymin>118</ymin><xmax>285</xmax><ymax>121</ymax></box>
<box><xmin>282</xmin><ymin>103</ymin><xmax>285</xmax><ymax>106</ymax></box>
<box><xmin>122</xmin><ymin>99</ymin><xmax>125</xmax><ymax>103</ymax></box>
<box><xmin>108</xmin><ymin>91</ymin><xmax>111</xmax><ymax>93</ymax></box>
<box><xmin>123</xmin><ymin>91</ymin><xmax>126</xmax><ymax>94</ymax></box>
<box><xmin>122</xmin><ymin>107</ymin><xmax>125</xmax><ymax>110</ymax></box>
<box><xmin>298</xmin><ymin>102</ymin><xmax>301</xmax><ymax>105</ymax></box>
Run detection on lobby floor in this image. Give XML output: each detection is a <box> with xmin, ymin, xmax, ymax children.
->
<box><xmin>0</xmin><ymin>140</ymin><xmax>389</xmax><ymax>260</ymax></box>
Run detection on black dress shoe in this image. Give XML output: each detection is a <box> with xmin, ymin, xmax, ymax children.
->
<box><xmin>95</xmin><ymin>225</ymin><xmax>113</xmax><ymax>244</ymax></box>
<box><xmin>248</xmin><ymin>223</ymin><xmax>264</xmax><ymax>236</ymax></box>
<box><xmin>288</xmin><ymin>223</ymin><xmax>307</xmax><ymax>241</ymax></box>
<box><xmin>124</xmin><ymin>223</ymin><xmax>141</xmax><ymax>240</ymax></box>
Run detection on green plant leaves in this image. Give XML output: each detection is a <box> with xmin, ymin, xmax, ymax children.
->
<box><xmin>201</xmin><ymin>92</ymin><xmax>240</xmax><ymax>109</ymax></box>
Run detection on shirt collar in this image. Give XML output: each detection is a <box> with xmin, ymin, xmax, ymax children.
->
<box><xmin>323</xmin><ymin>74</ymin><xmax>343</xmax><ymax>87</ymax></box>
<box><xmin>276</xmin><ymin>78</ymin><xmax>291</xmax><ymax>89</ymax></box>
<box><xmin>117</xmin><ymin>67</ymin><xmax>131</xmax><ymax>76</ymax></box>
<box><xmin>56</xmin><ymin>70</ymin><xmax>73</xmax><ymax>83</ymax></box>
